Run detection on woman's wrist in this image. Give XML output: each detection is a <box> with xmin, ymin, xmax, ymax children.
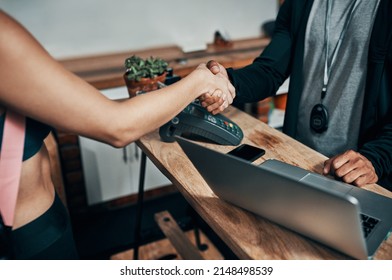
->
<box><xmin>185</xmin><ymin>65</ymin><xmax>211</xmax><ymax>99</ymax></box>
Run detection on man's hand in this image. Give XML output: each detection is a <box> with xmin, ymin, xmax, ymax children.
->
<box><xmin>206</xmin><ymin>60</ymin><xmax>229</xmax><ymax>78</ymax></box>
<box><xmin>323</xmin><ymin>150</ymin><xmax>378</xmax><ymax>187</ymax></box>
<box><xmin>199</xmin><ymin>60</ymin><xmax>234</xmax><ymax>114</ymax></box>
<box><xmin>198</xmin><ymin>91</ymin><xmax>224</xmax><ymax>113</ymax></box>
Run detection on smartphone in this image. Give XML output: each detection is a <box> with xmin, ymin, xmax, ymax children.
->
<box><xmin>227</xmin><ymin>144</ymin><xmax>266</xmax><ymax>162</ymax></box>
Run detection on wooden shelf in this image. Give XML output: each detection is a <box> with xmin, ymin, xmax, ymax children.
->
<box><xmin>59</xmin><ymin>37</ymin><xmax>270</xmax><ymax>90</ymax></box>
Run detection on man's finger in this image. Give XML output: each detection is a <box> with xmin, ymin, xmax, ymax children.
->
<box><xmin>206</xmin><ymin>99</ymin><xmax>224</xmax><ymax>113</ymax></box>
<box><xmin>206</xmin><ymin>60</ymin><xmax>220</xmax><ymax>74</ymax></box>
<box><xmin>323</xmin><ymin>158</ymin><xmax>333</xmax><ymax>175</ymax></box>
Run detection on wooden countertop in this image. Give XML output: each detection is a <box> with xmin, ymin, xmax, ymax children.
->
<box><xmin>136</xmin><ymin>106</ymin><xmax>392</xmax><ymax>260</ymax></box>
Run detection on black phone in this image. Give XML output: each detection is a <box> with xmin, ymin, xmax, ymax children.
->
<box><xmin>227</xmin><ymin>144</ymin><xmax>265</xmax><ymax>162</ymax></box>
<box><xmin>159</xmin><ymin>101</ymin><xmax>243</xmax><ymax>146</ymax></box>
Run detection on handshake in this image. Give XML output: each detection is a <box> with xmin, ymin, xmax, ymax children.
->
<box><xmin>198</xmin><ymin>60</ymin><xmax>236</xmax><ymax>115</ymax></box>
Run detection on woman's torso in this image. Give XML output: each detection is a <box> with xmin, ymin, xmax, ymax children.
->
<box><xmin>0</xmin><ymin>106</ymin><xmax>55</xmax><ymax>229</ymax></box>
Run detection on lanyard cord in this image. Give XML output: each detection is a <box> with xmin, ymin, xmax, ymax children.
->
<box><xmin>322</xmin><ymin>0</ymin><xmax>360</xmax><ymax>100</ymax></box>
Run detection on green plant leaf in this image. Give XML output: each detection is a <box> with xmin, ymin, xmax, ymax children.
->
<box><xmin>124</xmin><ymin>54</ymin><xmax>168</xmax><ymax>81</ymax></box>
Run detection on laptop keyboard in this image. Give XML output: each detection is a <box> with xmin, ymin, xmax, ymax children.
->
<box><xmin>360</xmin><ymin>214</ymin><xmax>380</xmax><ymax>238</ymax></box>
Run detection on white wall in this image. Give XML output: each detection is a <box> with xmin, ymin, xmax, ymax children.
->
<box><xmin>0</xmin><ymin>0</ymin><xmax>278</xmax><ymax>59</ymax></box>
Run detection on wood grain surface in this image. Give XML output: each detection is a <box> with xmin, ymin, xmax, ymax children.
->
<box><xmin>136</xmin><ymin>106</ymin><xmax>392</xmax><ymax>260</ymax></box>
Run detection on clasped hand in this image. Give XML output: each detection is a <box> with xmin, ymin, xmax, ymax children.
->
<box><xmin>198</xmin><ymin>60</ymin><xmax>235</xmax><ymax>115</ymax></box>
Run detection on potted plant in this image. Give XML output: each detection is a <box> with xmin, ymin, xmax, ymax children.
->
<box><xmin>123</xmin><ymin>55</ymin><xmax>168</xmax><ymax>98</ymax></box>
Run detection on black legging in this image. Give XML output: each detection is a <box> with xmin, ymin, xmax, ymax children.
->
<box><xmin>7</xmin><ymin>194</ymin><xmax>79</xmax><ymax>260</ymax></box>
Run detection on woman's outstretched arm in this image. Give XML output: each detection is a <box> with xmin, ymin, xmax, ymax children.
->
<box><xmin>0</xmin><ymin>10</ymin><xmax>235</xmax><ymax>147</ymax></box>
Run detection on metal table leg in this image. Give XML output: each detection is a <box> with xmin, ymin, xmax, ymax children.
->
<box><xmin>133</xmin><ymin>151</ymin><xmax>147</xmax><ymax>260</ymax></box>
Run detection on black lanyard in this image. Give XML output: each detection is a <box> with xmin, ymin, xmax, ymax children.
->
<box><xmin>310</xmin><ymin>0</ymin><xmax>361</xmax><ymax>133</ymax></box>
<box><xmin>321</xmin><ymin>0</ymin><xmax>360</xmax><ymax>100</ymax></box>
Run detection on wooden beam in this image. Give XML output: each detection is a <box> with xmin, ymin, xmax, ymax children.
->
<box><xmin>154</xmin><ymin>210</ymin><xmax>204</xmax><ymax>260</ymax></box>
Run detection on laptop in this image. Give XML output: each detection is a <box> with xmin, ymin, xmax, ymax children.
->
<box><xmin>176</xmin><ymin>136</ymin><xmax>392</xmax><ymax>259</ymax></box>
